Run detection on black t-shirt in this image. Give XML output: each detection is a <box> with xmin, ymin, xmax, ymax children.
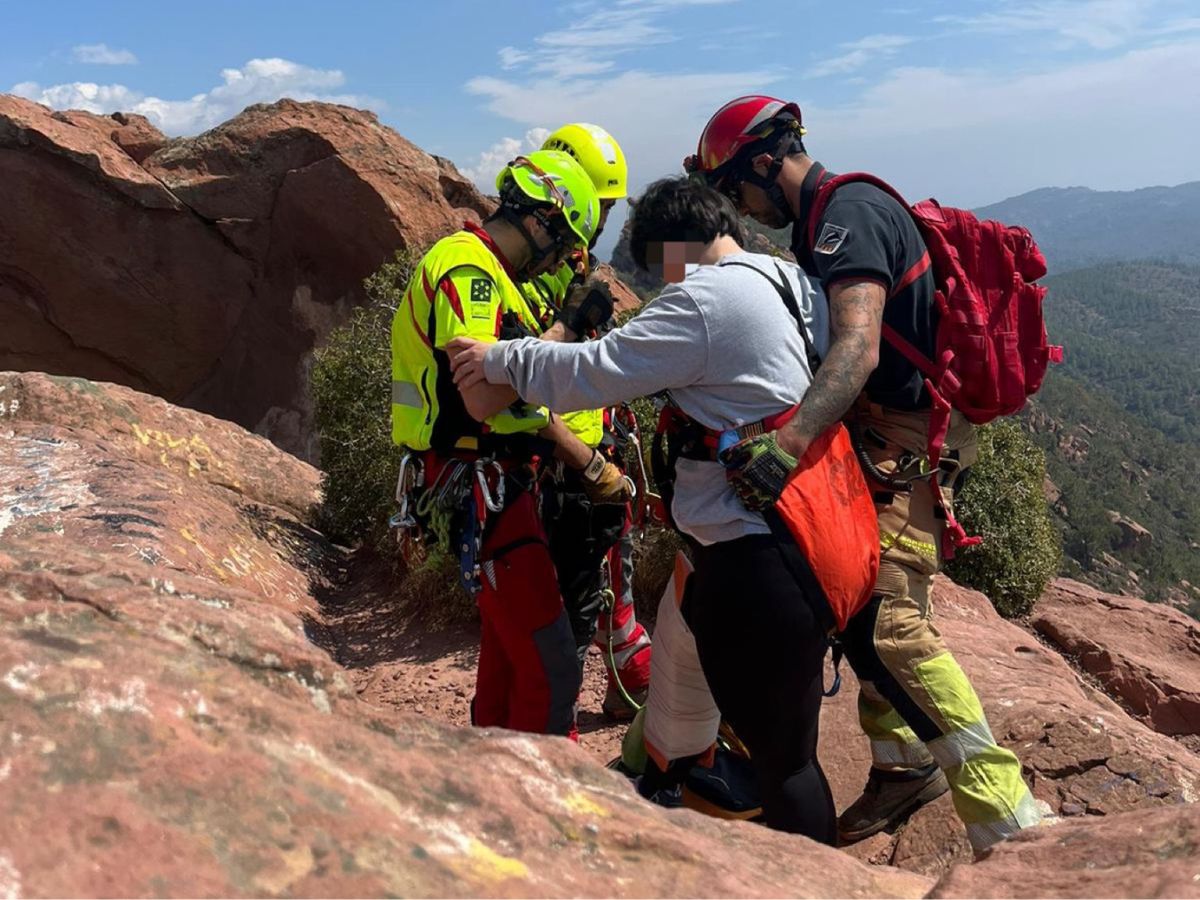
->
<box><xmin>790</xmin><ymin>164</ymin><xmax>938</xmax><ymax>410</ymax></box>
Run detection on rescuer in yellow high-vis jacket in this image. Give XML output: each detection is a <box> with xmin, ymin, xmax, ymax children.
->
<box><xmin>390</xmin><ymin>149</ymin><xmax>630</xmax><ymax>737</ymax></box>
<box><xmin>518</xmin><ymin>123</ymin><xmax>653</xmax><ymax>723</ymax></box>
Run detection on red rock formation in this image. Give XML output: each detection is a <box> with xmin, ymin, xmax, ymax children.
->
<box><xmin>0</xmin><ymin>371</ymin><xmax>935</xmax><ymax>898</ymax></box>
<box><xmin>822</xmin><ymin>575</ymin><xmax>1200</xmax><ymax>876</ymax></box>
<box><xmin>1033</xmin><ymin>578</ymin><xmax>1200</xmax><ymax>735</ymax></box>
<box><xmin>928</xmin><ymin>804</ymin><xmax>1200</xmax><ymax>898</ymax></box>
<box><xmin>0</xmin><ymin>96</ymin><xmax>493</xmax><ymax>462</ymax></box>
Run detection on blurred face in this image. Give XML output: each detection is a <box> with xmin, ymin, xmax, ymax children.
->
<box><xmin>645</xmin><ymin>241</ymin><xmax>706</xmax><ymax>283</ymax></box>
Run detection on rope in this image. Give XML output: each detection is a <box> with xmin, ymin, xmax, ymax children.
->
<box><xmin>600</xmin><ymin>558</ymin><xmax>644</xmax><ymax>714</ymax></box>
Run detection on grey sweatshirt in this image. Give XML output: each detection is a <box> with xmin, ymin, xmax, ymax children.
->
<box><xmin>484</xmin><ymin>251</ymin><xmax>830</xmax><ymax>545</ymax></box>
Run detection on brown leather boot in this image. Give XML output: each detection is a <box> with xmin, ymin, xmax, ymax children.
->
<box><xmin>838</xmin><ymin>763</ymin><xmax>949</xmax><ymax>843</ymax></box>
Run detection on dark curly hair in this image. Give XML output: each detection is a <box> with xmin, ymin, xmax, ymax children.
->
<box><xmin>628</xmin><ymin>176</ymin><xmax>747</xmax><ymax>271</ymax></box>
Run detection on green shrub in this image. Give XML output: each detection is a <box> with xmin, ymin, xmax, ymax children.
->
<box><xmin>946</xmin><ymin>419</ymin><xmax>1063</xmax><ymax>618</ymax></box>
<box><xmin>311</xmin><ymin>250</ymin><xmax>419</xmax><ymax>548</ymax></box>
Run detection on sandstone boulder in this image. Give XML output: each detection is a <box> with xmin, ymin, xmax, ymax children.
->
<box><xmin>0</xmin><ymin>372</ymin><xmax>934</xmax><ymax>898</ymax></box>
<box><xmin>929</xmin><ymin>804</ymin><xmax>1200</xmax><ymax>898</ymax></box>
<box><xmin>1032</xmin><ymin>578</ymin><xmax>1200</xmax><ymax>735</ymax></box>
<box><xmin>821</xmin><ymin>575</ymin><xmax>1200</xmax><ymax>878</ymax></box>
<box><xmin>0</xmin><ymin>96</ymin><xmax>492</xmax><ymax>462</ymax></box>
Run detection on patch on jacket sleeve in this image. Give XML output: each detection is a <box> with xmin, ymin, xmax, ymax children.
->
<box><xmin>814</xmin><ymin>222</ymin><xmax>849</xmax><ymax>255</ymax></box>
<box><xmin>470</xmin><ymin>278</ymin><xmax>493</xmax><ymax>318</ymax></box>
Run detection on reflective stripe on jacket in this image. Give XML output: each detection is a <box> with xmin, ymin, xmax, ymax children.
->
<box><xmin>391</xmin><ymin>230</ymin><xmax>549</xmax><ymax>451</ymax></box>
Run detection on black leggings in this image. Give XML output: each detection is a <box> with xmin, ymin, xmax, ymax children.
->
<box><xmin>684</xmin><ymin>533</ymin><xmax>836</xmax><ymax>844</ymax></box>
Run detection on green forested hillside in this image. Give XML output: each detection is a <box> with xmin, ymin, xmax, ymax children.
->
<box><xmin>1030</xmin><ymin>261</ymin><xmax>1200</xmax><ymax>614</ymax></box>
<box><xmin>976</xmin><ymin>182</ymin><xmax>1200</xmax><ymax>273</ymax></box>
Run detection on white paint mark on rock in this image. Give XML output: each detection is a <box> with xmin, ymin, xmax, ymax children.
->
<box><xmin>2</xmin><ymin>663</ymin><xmax>45</xmax><ymax>700</ymax></box>
<box><xmin>0</xmin><ymin>851</ymin><xmax>21</xmax><ymax>900</ymax></box>
<box><xmin>75</xmin><ymin>678</ymin><xmax>151</xmax><ymax>717</ymax></box>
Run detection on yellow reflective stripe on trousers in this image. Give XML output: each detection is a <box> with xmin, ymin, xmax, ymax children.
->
<box><xmin>880</xmin><ymin>529</ymin><xmax>938</xmax><ymax>562</ymax></box>
<box><xmin>915</xmin><ymin>651</ymin><xmax>1040</xmax><ymax>851</ymax></box>
<box><xmin>392</xmin><ymin>380</ymin><xmax>423</xmax><ymax>408</ymax></box>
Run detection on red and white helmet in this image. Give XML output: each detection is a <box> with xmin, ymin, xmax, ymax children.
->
<box><xmin>684</xmin><ymin>95</ymin><xmax>805</xmax><ymax>189</ymax></box>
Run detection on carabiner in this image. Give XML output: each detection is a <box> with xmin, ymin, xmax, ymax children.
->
<box><xmin>390</xmin><ymin>451</ymin><xmax>423</xmax><ymax>530</ymax></box>
<box><xmin>475</xmin><ymin>460</ymin><xmax>506</xmax><ymax>513</ymax></box>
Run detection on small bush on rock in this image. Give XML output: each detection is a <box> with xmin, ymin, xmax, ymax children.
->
<box><xmin>311</xmin><ymin>250</ymin><xmax>418</xmax><ymax>548</ymax></box>
<box><xmin>946</xmin><ymin>419</ymin><xmax>1062</xmax><ymax>618</ymax></box>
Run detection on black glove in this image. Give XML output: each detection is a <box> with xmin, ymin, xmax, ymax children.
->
<box><xmin>561</xmin><ymin>280</ymin><xmax>614</xmax><ymax>337</ymax></box>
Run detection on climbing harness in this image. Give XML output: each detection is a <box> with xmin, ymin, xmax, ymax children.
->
<box><xmin>391</xmin><ymin>453</ymin><xmax>511</xmax><ymax>597</ymax></box>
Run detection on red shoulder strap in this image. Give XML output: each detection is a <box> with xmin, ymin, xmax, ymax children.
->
<box><xmin>806</xmin><ymin>172</ymin><xmax>916</xmax><ymax>248</ymax></box>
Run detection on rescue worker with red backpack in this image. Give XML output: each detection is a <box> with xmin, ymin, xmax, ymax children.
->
<box><xmin>390</xmin><ymin>149</ymin><xmax>631</xmax><ymax>737</ymax></box>
<box><xmin>685</xmin><ymin>96</ymin><xmax>1053</xmax><ymax>852</ymax></box>
<box><xmin>521</xmin><ymin>124</ymin><xmax>653</xmax><ymax>722</ymax></box>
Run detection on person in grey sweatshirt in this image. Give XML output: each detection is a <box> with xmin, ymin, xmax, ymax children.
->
<box><xmin>447</xmin><ymin>176</ymin><xmax>839</xmax><ymax>843</ymax></box>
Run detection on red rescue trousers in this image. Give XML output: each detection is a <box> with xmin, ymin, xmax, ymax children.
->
<box><xmin>596</xmin><ymin>514</ymin><xmax>651</xmax><ymax>693</ymax></box>
<box><xmin>472</xmin><ymin>490</ymin><xmax>581</xmax><ymax>736</ymax></box>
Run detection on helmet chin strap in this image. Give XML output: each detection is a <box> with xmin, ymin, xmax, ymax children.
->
<box><xmin>738</xmin><ymin>131</ymin><xmax>801</xmax><ymax>223</ymax></box>
<box><xmin>501</xmin><ymin>204</ymin><xmax>563</xmax><ymax>277</ymax></box>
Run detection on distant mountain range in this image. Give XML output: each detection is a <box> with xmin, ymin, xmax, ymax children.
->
<box><xmin>611</xmin><ymin>180</ymin><xmax>1200</xmax><ymax>281</ymax></box>
<box><xmin>975</xmin><ymin>182</ymin><xmax>1200</xmax><ymax>273</ymax></box>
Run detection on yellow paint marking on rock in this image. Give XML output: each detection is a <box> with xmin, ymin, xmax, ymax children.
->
<box><xmin>179</xmin><ymin>528</ymin><xmax>229</xmax><ymax>581</ymax></box>
<box><xmin>563</xmin><ymin>791</ymin><xmax>610</xmax><ymax>818</ymax></box>
<box><xmin>251</xmin><ymin>843</ymin><xmax>316</xmax><ymax>895</ymax></box>
<box><xmin>64</xmin><ymin>658</ymin><xmax>104</xmax><ymax>670</ymax></box>
<box><xmin>457</xmin><ymin>839</ymin><xmax>529</xmax><ymax>882</ymax></box>
<box><xmin>129</xmin><ymin>424</ymin><xmax>242</xmax><ymax>488</ymax></box>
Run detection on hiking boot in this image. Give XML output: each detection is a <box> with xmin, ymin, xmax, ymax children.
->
<box><xmin>602</xmin><ymin>682</ymin><xmax>648</xmax><ymax>721</ymax></box>
<box><xmin>635</xmin><ymin>775</ymin><xmax>684</xmax><ymax>809</ymax></box>
<box><xmin>838</xmin><ymin>764</ymin><xmax>949</xmax><ymax>843</ymax></box>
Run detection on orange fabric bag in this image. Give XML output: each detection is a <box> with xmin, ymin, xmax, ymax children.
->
<box><xmin>766</xmin><ymin>422</ymin><xmax>879</xmax><ymax>632</ymax></box>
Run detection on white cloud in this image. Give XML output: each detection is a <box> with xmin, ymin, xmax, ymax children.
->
<box><xmin>936</xmin><ymin>0</ymin><xmax>1149</xmax><ymax>49</ymax></box>
<box><xmin>464</xmin><ymin>66</ymin><xmax>779</xmax><ymax>257</ymax></box>
<box><xmin>459</xmin><ymin>128</ymin><xmax>552</xmax><ymax>190</ymax></box>
<box><xmin>72</xmin><ymin>43</ymin><xmax>138</xmax><ymax>65</ymax></box>
<box><xmin>10</xmin><ymin>58</ymin><xmax>378</xmax><ymax>135</ymax></box>
<box><xmin>810</xmin><ymin>33</ymin><xmax>915</xmax><ymax>78</ymax></box>
<box><xmin>804</xmin><ymin>37</ymin><xmax>1200</xmax><ymax>207</ymax></box>
<box><xmin>497</xmin><ymin>0</ymin><xmax>739</xmax><ymax>82</ymax></box>
<box><xmin>498</xmin><ymin>46</ymin><xmax>531</xmax><ymax>69</ymax></box>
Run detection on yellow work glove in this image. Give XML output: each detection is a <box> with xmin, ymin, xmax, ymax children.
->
<box><xmin>581</xmin><ymin>449</ymin><xmax>634</xmax><ymax>506</ymax></box>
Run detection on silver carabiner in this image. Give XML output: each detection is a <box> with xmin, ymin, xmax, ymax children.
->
<box><xmin>390</xmin><ymin>451</ymin><xmax>422</xmax><ymax>530</ymax></box>
<box><xmin>475</xmin><ymin>460</ymin><xmax>505</xmax><ymax>513</ymax></box>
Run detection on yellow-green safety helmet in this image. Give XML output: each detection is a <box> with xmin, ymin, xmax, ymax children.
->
<box><xmin>542</xmin><ymin>123</ymin><xmax>628</xmax><ymax>200</ymax></box>
<box><xmin>495</xmin><ymin>149</ymin><xmax>602</xmax><ymax>249</ymax></box>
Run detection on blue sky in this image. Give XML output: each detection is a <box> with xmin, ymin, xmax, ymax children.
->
<box><xmin>5</xmin><ymin>0</ymin><xmax>1199</xmax><ymax>258</ymax></box>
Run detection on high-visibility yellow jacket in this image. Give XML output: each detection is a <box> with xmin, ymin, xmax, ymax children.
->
<box><xmin>520</xmin><ymin>264</ymin><xmax>606</xmax><ymax>449</ymax></box>
<box><xmin>391</xmin><ymin>228</ymin><xmax>550</xmax><ymax>452</ymax></box>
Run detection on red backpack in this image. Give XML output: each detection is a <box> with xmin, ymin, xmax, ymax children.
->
<box><xmin>808</xmin><ymin>173</ymin><xmax>1063</xmax><ymax>557</ymax></box>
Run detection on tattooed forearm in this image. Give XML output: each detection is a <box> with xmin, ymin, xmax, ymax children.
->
<box><xmin>777</xmin><ymin>280</ymin><xmax>884</xmax><ymax>456</ymax></box>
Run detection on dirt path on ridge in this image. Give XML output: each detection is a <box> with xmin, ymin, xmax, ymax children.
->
<box><xmin>312</xmin><ymin>551</ymin><xmax>630</xmax><ymax>764</ymax></box>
